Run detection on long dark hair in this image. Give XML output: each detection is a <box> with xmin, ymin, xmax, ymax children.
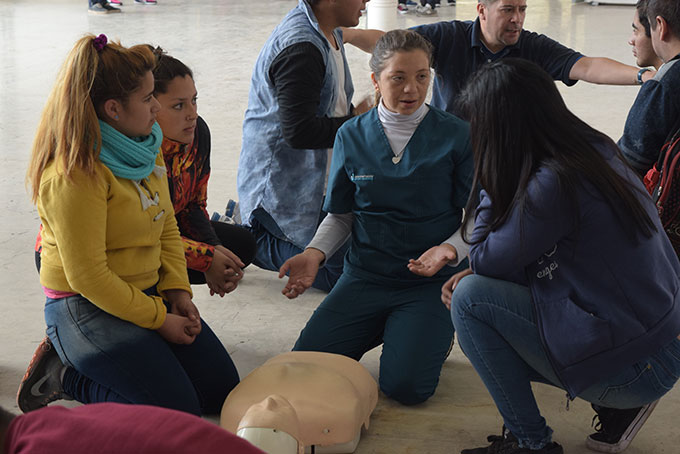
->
<box><xmin>457</xmin><ymin>58</ymin><xmax>655</xmax><ymax>245</ymax></box>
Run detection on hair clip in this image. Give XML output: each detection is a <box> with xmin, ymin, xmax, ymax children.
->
<box><xmin>93</xmin><ymin>34</ymin><xmax>108</xmax><ymax>52</ymax></box>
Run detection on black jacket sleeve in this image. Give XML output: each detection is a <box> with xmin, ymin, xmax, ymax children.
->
<box><xmin>269</xmin><ymin>42</ymin><xmax>352</xmax><ymax>150</ymax></box>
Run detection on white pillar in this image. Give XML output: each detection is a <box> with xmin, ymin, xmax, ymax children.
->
<box><xmin>366</xmin><ymin>0</ymin><xmax>399</xmax><ymax>31</ymax></box>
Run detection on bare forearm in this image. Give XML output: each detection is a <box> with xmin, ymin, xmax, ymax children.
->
<box><xmin>569</xmin><ymin>56</ymin><xmax>653</xmax><ymax>85</ymax></box>
<box><xmin>342</xmin><ymin>27</ymin><xmax>385</xmax><ymax>53</ymax></box>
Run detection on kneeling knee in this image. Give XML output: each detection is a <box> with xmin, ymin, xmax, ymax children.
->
<box><xmin>380</xmin><ymin>377</ymin><xmax>435</xmax><ymax>406</ymax></box>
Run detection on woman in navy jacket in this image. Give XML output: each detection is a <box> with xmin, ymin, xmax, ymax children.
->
<box><xmin>446</xmin><ymin>59</ymin><xmax>680</xmax><ymax>454</ymax></box>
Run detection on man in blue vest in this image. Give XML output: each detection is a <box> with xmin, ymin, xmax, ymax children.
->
<box><xmin>237</xmin><ymin>0</ymin><xmax>371</xmax><ymax>292</ymax></box>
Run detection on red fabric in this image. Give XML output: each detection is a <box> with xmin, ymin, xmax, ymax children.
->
<box><xmin>6</xmin><ymin>403</ymin><xmax>264</xmax><ymax>454</ymax></box>
<box><xmin>644</xmin><ymin>164</ymin><xmax>660</xmax><ymax>196</ymax></box>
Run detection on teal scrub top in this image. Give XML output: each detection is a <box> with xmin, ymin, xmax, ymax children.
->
<box><xmin>324</xmin><ymin>106</ymin><xmax>473</xmax><ymax>283</ymax></box>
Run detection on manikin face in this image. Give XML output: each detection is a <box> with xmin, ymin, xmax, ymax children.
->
<box><xmin>155</xmin><ymin>75</ymin><xmax>198</xmax><ymax>144</ymax></box>
<box><xmin>111</xmin><ymin>71</ymin><xmax>161</xmax><ymax>138</ymax></box>
<box><xmin>371</xmin><ymin>49</ymin><xmax>431</xmax><ymax>116</ymax></box>
<box><xmin>478</xmin><ymin>0</ymin><xmax>527</xmax><ymax>53</ymax></box>
<box><xmin>629</xmin><ymin>10</ymin><xmax>658</xmax><ymax>68</ymax></box>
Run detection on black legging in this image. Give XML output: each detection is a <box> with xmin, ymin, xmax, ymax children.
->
<box><xmin>186</xmin><ymin>221</ymin><xmax>257</xmax><ymax>285</ymax></box>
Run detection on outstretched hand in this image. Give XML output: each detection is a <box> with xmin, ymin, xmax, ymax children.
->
<box><xmin>408</xmin><ymin>244</ymin><xmax>458</xmax><ymax>277</ymax></box>
<box><xmin>441</xmin><ymin>268</ymin><xmax>473</xmax><ymax>310</ymax></box>
<box><xmin>279</xmin><ymin>248</ymin><xmax>325</xmax><ymax>299</ymax></box>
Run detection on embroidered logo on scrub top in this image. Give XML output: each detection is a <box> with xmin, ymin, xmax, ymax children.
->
<box><xmin>350</xmin><ymin>173</ymin><xmax>374</xmax><ymax>182</ymax></box>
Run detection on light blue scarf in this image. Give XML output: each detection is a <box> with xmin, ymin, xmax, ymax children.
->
<box><xmin>98</xmin><ymin>120</ymin><xmax>163</xmax><ymax>180</ymax></box>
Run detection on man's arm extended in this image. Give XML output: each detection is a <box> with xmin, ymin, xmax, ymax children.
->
<box><xmin>569</xmin><ymin>56</ymin><xmax>655</xmax><ymax>85</ymax></box>
<box><xmin>342</xmin><ymin>27</ymin><xmax>385</xmax><ymax>53</ymax></box>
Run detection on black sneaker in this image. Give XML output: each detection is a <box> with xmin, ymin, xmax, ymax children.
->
<box><xmin>16</xmin><ymin>337</ymin><xmax>68</xmax><ymax>413</ymax></box>
<box><xmin>586</xmin><ymin>400</ymin><xmax>659</xmax><ymax>453</ymax></box>
<box><xmin>462</xmin><ymin>427</ymin><xmax>564</xmax><ymax>454</ymax></box>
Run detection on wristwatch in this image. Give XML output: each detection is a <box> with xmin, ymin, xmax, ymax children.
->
<box><xmin>637</xmin><ymin>68</ymin><xmax>651</xmax><ymax>85</ymax></box>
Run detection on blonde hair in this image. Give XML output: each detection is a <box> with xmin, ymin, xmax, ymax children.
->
<box><xmin>26</xmin><ymin>34</ymin><xmax>156</xmax><ymax>202</ymax></box>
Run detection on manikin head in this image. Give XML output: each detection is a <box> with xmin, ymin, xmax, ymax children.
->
<box><xmin>477</xmin><ymin>0</ymin><xmax>527</xmax><ymax>54</ymax></box>
<box><xmin>629</xmin><ymin>0</ymin><xmax>663</xmax><ymax>69</ymax></box>
<box><xmin>237</xmin><ymin>395</ymin><xmax>304</xmax><ymax>454</ymax></box>
<box><xmin>370</xmin><ymin>30</ymin><xmax>434</xmax><ymax>115</ymax></box>
<box><xmin>647</xmin><ymin>0</ymin><xmax>680</xmax><ymax>62</ymax></box>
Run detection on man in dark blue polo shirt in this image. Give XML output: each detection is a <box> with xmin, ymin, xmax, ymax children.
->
<box><xmin>345</xmin><ymin>0</ymin><xmax>653</xmax><ymax>115</ymax></box>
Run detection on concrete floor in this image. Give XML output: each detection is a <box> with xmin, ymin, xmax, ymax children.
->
<box><xmin>0</xmin><ymin>0</ymin><xmax>678</xmax><ymax>452</ymax></box>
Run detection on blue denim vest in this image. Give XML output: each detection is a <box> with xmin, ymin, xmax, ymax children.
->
<box><xmin>237</xmin><ymin>0</ymin><xmax>354</xmax><ymax>248</ymax></box>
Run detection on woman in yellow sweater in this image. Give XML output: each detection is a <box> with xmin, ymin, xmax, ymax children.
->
<box><xmin>17</xmin><ymin>34</ymin><xmax>239</xmax><ymax>416</ymax></box>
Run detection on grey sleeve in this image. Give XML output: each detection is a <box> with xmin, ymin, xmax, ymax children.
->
<box><xmin>442</xmin><ymin>219</ymin><xmax>473</xmax><ymax>267</ymax></box>
<box><xmin>306</xmin><ymin>212</ymin><xmax>353</xmax><ymax>265</ymax></box>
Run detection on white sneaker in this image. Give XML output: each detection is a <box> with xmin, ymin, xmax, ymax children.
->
<box><xmin>416</xmin><ymin>4</ymin><xmax>436</xmax><ymax>15</ymax></box>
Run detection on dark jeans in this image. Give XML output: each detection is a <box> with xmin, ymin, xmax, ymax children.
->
<box><xmin>45</xmin><ymin>293</ymin><xmax>239</xmax><ymax>416</ymax></box>
<box><xmin>451</xmin><ymin>274</ymin><xmax>680</xmax><ymax>449</ymax></box>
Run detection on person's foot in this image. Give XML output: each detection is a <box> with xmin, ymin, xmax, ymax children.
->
<box><xmin>586</xmin><ymin>401</ymin><xmax>659</xmax><ymax>453</ymax></box>
<box><xmin>134</xmin><ymin>0</ymin><xmax>157</xmax><ymax>4</ymax></box>
<box><xmin>397</xmin><ymin>4</ymin><xmax>410</xmax><ymax>14</ymax></box>
<box><xmin>462</xmin><ymin>428</ymin><xmax>563</xmax><ymax>454</ymax></box>
<box><xmin>89</xmin><ymin>2</ymin><xmax>121</xmax><ymax>14</ymax></box>
<box><xmin>224</xmin><ymin>199</ymin><xmax>241</xmax><ymax>224</ymax></box>
<box><xmin>446</xmin><ymin>0</ymin><xmax>456</xmax><ymax>5</ymax></box>
<box><xmin>108</xmin><ymin>0</ymin><xmax>123</xmax><ymax>5</ymax></box>
<box><xmin>415</xmin><ymin>4</ymin><xmax>437</xmax><ymax>15</ymax></box>
<box><xmin>16</xmin><ymin>337</ymin><xmax>68</xmax><ymax>413</ymax></box>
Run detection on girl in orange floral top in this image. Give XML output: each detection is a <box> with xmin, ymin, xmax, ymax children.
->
<box><xmin>153</xmin><ymin>49</ymin><xmax>256</xmax><ymax>297</ymax></box>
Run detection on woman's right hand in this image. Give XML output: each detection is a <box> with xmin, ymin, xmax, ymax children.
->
<box><xmin>441</xmin><ymin>268</ymin><xmax>473</xmax><ymax>310</ymax></box>
<box><xmin>204</xmin><ymin>247</ymin><xmax>244</xmax><ymax>297</ymax></box>
<box><xmin>278</xmin><ymin>248</ymin><xmax>325</xmax><ymax>299</ymax></box>
<box><xmin>157</xmin><ymin>313</ymin><xmax>200</xmax><ymax>344</ymax></box>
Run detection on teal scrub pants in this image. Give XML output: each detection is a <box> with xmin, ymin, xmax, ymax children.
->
<box><xmin>293</xmin><ymin>269</ymin><xmax>454</xmax><ymax>405</ymax></box>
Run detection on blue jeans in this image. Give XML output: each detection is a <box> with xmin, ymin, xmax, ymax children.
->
<box><xmin>294</xmin><ymin>270</ymin><xmax>454</xmax><ymax>405</ymax></box>
<box><xmin>248</xmin><ymin>217</ymin><xmax>348</xmax><ymax>293</ymax></box>
<box><xmin>44</xmin><ymin>294</ymin><xmax>239</xmax><ymax>415</ymax></box>
<box><xmin>451</xmin><ymin>275</ymin><xmax>680</xmax><ymax>450</ymax></box>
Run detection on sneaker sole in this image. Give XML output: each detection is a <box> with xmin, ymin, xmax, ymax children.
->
<box><xmin>585</xmin><ymin>400</ymin><xmax>659</xmax><ymax>453</ymax></box>
<box><xmin>16</xmin><ymin>337</ymin><xmax>53</xmax><ymax>413</ymax></box>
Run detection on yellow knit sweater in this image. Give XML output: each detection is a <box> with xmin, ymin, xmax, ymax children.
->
<box><xmin>38</xmin><ymin>154</ymin><xmax>191</xmax><ymax>329</ymax></box>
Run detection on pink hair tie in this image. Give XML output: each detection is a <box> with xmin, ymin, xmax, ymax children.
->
<box><xmin>93</xmin><ymin>34</ymin><xmax>108</xmax><ymax>52</ymax></box>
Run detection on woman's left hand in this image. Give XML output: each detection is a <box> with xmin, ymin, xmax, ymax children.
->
<box><xmin>164</xmin><ymin>289</ymin><xmax>201</xmax><ymax>336</ymax></box>
<box><xmin>441</xmin><ymin>267</ymin><xmax>473</xmax><ymax>310</ymax></box>
<box><xmin>408</xmin><ymin>244</ymin><xmax>458</xmax><ymax>277</ymax></box>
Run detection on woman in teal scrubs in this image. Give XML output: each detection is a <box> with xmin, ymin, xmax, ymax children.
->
<box><xmin>279</xmin><ymin>30</ymin><xmax>472</xmax><ymax>405</ymax></box>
